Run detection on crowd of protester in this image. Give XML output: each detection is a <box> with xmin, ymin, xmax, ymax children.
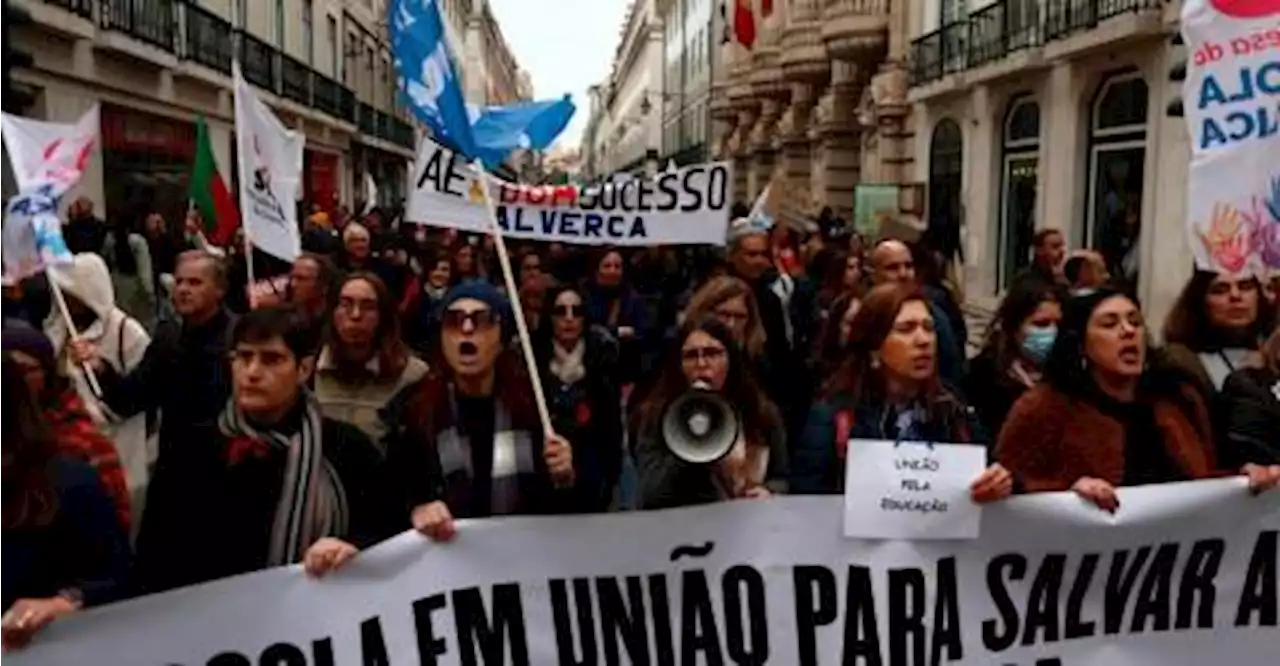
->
<box><xmin>3</xmin><ymin>200</ymin><xmax>1279</xmax><ymax>650</ymax></box>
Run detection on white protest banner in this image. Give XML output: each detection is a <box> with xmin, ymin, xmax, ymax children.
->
<box><xmin>11</xmin><ymin>479</ymin><xmax>1278</xmax><ymax>665</ymax></box>
<box><xmin>843</xmin><ymin>439</ymin><xmax>988</xmax><ymax>540</ymax></box>
<box><xmin>0</xmin><ymin>106</ymin><xmax>100</xmax><ymax>281</ymax></box>
<box><xmin>234</xmin><ymin>63</ymin><xmax>304</xmax><ymax>262</ymax></box>
<box><xmin>407</xmin><ymin>135</ymin><xmax>732</xmax><ymax>245</ymax></box>
<box><xmin>1180</xmin><ymin>0</ymin><xmax>1280</xmax><ymax>275</ymax></box>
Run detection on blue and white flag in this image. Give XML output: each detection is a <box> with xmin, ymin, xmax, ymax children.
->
<box><xmin>0</xmin><ymin>106</ymin><xmax>100</xmax><ymax>282</ymax></box>
<box><xmin>389</xmin><ymin>0</ymin><xmax>479</xmax><ymax>159</ymax></box>
<box><xmin>389</xmin><ymin>0</ymin><xmax>575</xmax><ymax>169</ymax></box>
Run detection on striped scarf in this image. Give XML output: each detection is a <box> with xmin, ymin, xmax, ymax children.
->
<box><xmin>217</xmin><ymin>392</ymin><xmax>349</xmax><ymax>566</ymax></box>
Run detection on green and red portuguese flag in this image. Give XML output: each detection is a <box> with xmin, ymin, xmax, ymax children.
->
<box><xmin>188</xmin><ymin>116</ymin><xmax>239</xmax><ymax>245</ymax></box>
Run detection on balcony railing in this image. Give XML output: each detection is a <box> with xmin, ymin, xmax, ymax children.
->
<box><xmin>44</xmin><ymin>0</ymin><xmax>93</xmax><ymax>18</ymax></box>
<box><xmin>281</xmin><ymin>55</ymin><xmax>312</xmax><ymax>106</ymax></box>
<box><xmin>358</xmin><ymin>102</ymin><xmax>377</xmax><ymax>136</ymax></box>
<box><xmin>910</xmin><ymin>0</ymin><xmax>1159</xmax><ymax>85</ymax></box>
<box><xmin>100</xmin><ymin>0</ymin><xmax>178</xmax><ymax>52</ymax></box>
<box><xmin>41</xmin><ymin>0</ymin><xmax>389</xmax><ymax>137</ymax></box>
<box><xmin>183</xmin><ymin>2</ymin><xmax>232</xmax><ymax>75</ymax></box>
<box><xmin>238</xmin><ymin>32</ymin><xmax>279</xmax><ymax>93</ymax></box>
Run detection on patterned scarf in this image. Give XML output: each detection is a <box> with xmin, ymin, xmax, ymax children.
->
<box><xmin>217</xmin><ymin>392</ymin><xmax>348</xmax><ymax>566</ymax></box>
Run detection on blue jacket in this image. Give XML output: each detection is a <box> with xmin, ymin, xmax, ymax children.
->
<box><xmin>790</xmin><ymin>394</ymin><xmax>988</xmax><ymax>495</ymax></box>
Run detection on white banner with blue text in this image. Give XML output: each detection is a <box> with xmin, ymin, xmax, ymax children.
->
<box><xmin>10</xmin><ymin>479</ymin><xmax>1279</xmax><ymax>666</ymax></box>
<box><xmin>406</xmin><ymin>136</ymin><xmax>733</xmax><ymax>246</ymax></box>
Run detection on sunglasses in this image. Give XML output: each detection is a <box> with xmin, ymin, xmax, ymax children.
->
<box><xmin>681</xmin><ymin>346</ymin><xmax>726</xmax><ymax>364</ymax></box>
<box><xmin>442</xmin><ymin>308</ymin><xmax>499</xmax><ymax>331</ymax></box>
<box><xmin>553</xmin><ymin>304</ymin><xmax>583</xmax><ymax>318</ymax></box>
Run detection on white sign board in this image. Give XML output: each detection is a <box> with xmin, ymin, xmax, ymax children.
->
<box><xmin>843</xmin><ymin>438</ymin><xmax>988</xmax><ymax>539</ymax></box>
<box><xmin>406</xmin><ymin>135</ymin><xmax>733</xmax><ymax>245</ymax></box>
<box><xmin>1180</xmin><ymin>0</ymin><xmax>1280</xmax><ymax>275</ymax></box>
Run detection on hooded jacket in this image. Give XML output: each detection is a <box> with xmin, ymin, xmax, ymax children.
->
<box><xmin>45</xmin><ymin>253</ymin><xmax>153</xmax><ymax>532</ymax></box>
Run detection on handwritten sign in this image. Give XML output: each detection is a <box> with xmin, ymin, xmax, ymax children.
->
<box><xmin>842</xmin><ymin>439</ymin><xmax>987</xmax><ymax>540</ymax></box>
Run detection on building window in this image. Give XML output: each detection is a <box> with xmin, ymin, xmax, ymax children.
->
<box><xmin>302</xmin><ymin>1</ymin><xmax>314</xmax><ymax>64</ymax></box>
<box><xmin>998</xmin><ymin>95</ymin><xmax>1041</xmax><ymax>290</ymax></box>
<box><xmin>275</xmin><ymin>0</ymin><xmax>285</xmax><ymax>47</ymax></box>
<box><xmin>327</xmin><ymin>16</ymin><xmax>338</xmax><ymax>78</ymax></box>
<box><xmin>927</xmin><ymin>119</ymin><xmax>964</xmax><ymax>267</ymax></box>
<box><xmin>1086</xmin><ymin>72</ymin><xmax>1148</xmax><ymax>285</ymax></box>
<box><xmin>235</xmin><ymin>0</ymin><xmax>247</xmax><ymax>28</ymax></box>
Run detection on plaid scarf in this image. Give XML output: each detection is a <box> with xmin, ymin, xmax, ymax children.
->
<box><xmin>217</xmin><ymin>392</ymin><xmax>348</xmax><ymax>566</ymax></box>
<box><xmin>437</xmin><ymin>385</ymin><xmax>539</xmax><ymax>516</ymax></box>
<box><xmin>46</xmin><ymin>390</ymin><xmax>132</xmax><ymax>534</ymax></box>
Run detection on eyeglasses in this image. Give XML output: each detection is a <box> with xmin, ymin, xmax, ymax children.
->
<box><xmin>442</xmin><ymin>308</ymin><xmax>499</xmax><ymax>331</ymax></box>
<box><xmin>681</xmin><ymin>346</ymin><xmax>726</xmax><ymax>365</ymax></box>
<box><xmin>553</xmin><ymin>304</ymin><xmax>583</xmax><ymax>319</ymax></box>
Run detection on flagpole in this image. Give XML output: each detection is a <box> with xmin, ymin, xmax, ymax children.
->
<box><xmin>46</xmin><ymin>267</ymin><xmax>104</xmax><ymax>398</ymax></box>
<box><xmin>470</xmin><ymin>159</ymin><xmax>553</xmax><ymax>439</ymax></box>
<box><xmin>243</xmin><ymin>232</ymin><xmax>257</xmax><ymax>309</ymax></box>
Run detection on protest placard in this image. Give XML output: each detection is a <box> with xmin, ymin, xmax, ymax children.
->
<box><xmin>10</xmin><ymin>479</ymin><xmax>1277</xmax><ymax>666</ymax></box>
<box><xmin>406</xmin><ymin>135</ymin><xmax>733</xmax><ymax>245</ymax></box>
<box><xmin>1180</xmin><ymin>1</ymin><xmax>1280</xmax><ymax>275</ymax></box>
<box><xmin>843</xmin><ymin>439</ymin><xmax>988</xmax><ymax>539</ymax></box>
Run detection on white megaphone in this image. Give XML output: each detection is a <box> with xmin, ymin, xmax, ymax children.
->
<box><xmin>661</xmin><ymin>380</ymin><xmax>741</xmax><ymax>464</ymax></box>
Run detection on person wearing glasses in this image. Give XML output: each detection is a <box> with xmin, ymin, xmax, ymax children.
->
<box><xmin>133</xmin><ymin>307</ymin><xmax>404</xmax><ymax>594</ymax></box>
<box><xmin>632</xmin><ymin>316</ymin><xmax>788</xmax><ymax>509</ymax></box>
<box><xmin>313</xmin><ymin>272</ymin><xmax>427</xmax><ymax>449</ymax></box>
<box><xmin>531</xmin><ymin>285</ymin><xmax>623</xmax><ymax>513</ymax></box>
<box><xmin>388</xmin><ymin>282</ymin><xmax>578</xmax><ymax>542</ymax></box>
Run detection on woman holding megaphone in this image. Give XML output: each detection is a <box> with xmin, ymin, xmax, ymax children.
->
<box><xmin>632</xmin><ymin>317</ymin><xmax>787</xmax><ymax>509</ymax></box>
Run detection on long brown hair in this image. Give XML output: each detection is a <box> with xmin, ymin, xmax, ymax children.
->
<box><xmin>3</xmin><ymin>355</ymin><xmax>59</xmax><ymax>530</ymax></box>
<box><xmin>1164</xmin><ymin>270</ymin><xmax>1274</xmax><ymax>350</ymax></box>
<box><xmin>328</xmin><ymin>272</ymin><xmax>411</xmax><ymax>381</ymax></box>
<box><xmin>682</xmin><ymin>276</ymin><xmax>766</xmax><ymax>359</ymax></box>
<box><xmin>635</xmin><ymin>316</ymin><xmax>781</xmax><ymax>448</ymax></box>
<box><xmin>824</xmin><ymin>284</ymin><xmax>957</xmax><ymax>417</ymax></box>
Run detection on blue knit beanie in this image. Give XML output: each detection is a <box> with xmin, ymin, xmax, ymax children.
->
<box><xmin>436</xmin><ymin>280</ymin><xmax>516</xmax><ymax>342</ymax></box>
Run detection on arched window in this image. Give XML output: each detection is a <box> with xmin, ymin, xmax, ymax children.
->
<box><xmin>998</xmin><ymin>95</ymin><xmax>1040</xmax><ymax>290</ymax></box>
<box><xmin>1086</xmin><ymin>72</ymin><xmax>1148</xmax><ymax>286</ymax></box>
<box><xmin>927</xmin><ymin>119</ymin><xmax>964</xmax><ymax>262</ymax></box>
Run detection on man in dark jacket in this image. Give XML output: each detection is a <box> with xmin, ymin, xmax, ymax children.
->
<box><xmin>726</xmin><ymin>219</ymin><xmax>809</xmax><ymax>442</ymax></box>
<box><xmin>134</xmin><ymin>306</ymin><xmax>402</xmax><ymax>594</ymax></box>
<box><xmin>70</xmin><ymin>250</ymin><xmax>235</xmax><ymax>454</ymax></box>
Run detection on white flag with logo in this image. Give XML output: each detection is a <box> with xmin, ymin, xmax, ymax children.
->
<box><xmin>0</xmin><ymin>105</ymin><xmax>100</xmax><ymax>281</ymax></box>
<box><xmin>233</xmin><ymin>64</ymin><xmax>303</xmax><ymax>262</ymax></box>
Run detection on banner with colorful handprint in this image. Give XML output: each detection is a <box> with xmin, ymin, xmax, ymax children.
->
<box><xmin>0</xmin><ymin>106</ymin><xmax>100</xmax><ymax>282</ymax></box>
<box><xmin>1180</xmin><ymin>0</ymin><xmax>1280</xmax><ymax>276</ymax></box>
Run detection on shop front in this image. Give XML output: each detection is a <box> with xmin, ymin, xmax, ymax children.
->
<box><xmin>100</xmin><ymin>105</ymin><xmax>196</xmax><ymax>229</ymax></box>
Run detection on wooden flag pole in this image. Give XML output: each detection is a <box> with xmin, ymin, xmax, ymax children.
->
<box><xmin>470</xmin><ymin>159</ymin><xmax>553</xmax><ymax>437</ymax></box>
<box><xmin>46</xmin><ymin>267</ymin><xmax>104</xmax><ymax>398</ymax></box>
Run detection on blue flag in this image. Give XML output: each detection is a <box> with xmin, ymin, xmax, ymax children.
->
<box><xmin>390</xmin><ymin>0</ymin><xmax>478</xmax><ymax>160</ymax></box>
<box><xmin>390</xmin><ymin>0</ymin><xmax>575</xmax><ymax>169</ymax></box>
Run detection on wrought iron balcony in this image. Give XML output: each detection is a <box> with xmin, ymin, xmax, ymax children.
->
<box><xmin>281</xmin><ymin>55</ymin><xmax>312</xmax><ymax>106</ymax></box>
<box><xmin>44</xmin><ymin>0</ymin><xmax>93</xmax><ymax>18</ymax></box>
<box><xmin>313</xmin><ymin>74</ymin><xmax>342</xmax><ymax>118</ymax></box>
<box><xmin>910</xmin><ymin>0</ymin><xmax>1159</xmax><ymax>86</ymax></box>
<box><xmin>910</xmin><ymin>20</ymin><xmax>967</xmax><ymax>85</ymax></box>
<box><xmin>100</xmin><ymin>0</ymin><xmax>178</xmax><ymax>52</ymax></box>
<box><xmin>338</xmin><ymin>86</ymin><xmax>356</xmax><ymax>123</ymax></box>
<box><xmin>238</xmin><ymin>32</ymin><xmax>279</xmax><ymax>93</ymax></box>
<box><xmin>183</xmin><ymin>2</ymin><xmax>232</xmax><ymax>75</ymax></box>
<box><xmin>358</xmin><ymin>102</ymin><xmax>377</xmax><ymax>136</ymax></box>
<box><xmin>387</xmin><ymin>115</ymin><xmax>415</xmax><ymax>149</ymax></box>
